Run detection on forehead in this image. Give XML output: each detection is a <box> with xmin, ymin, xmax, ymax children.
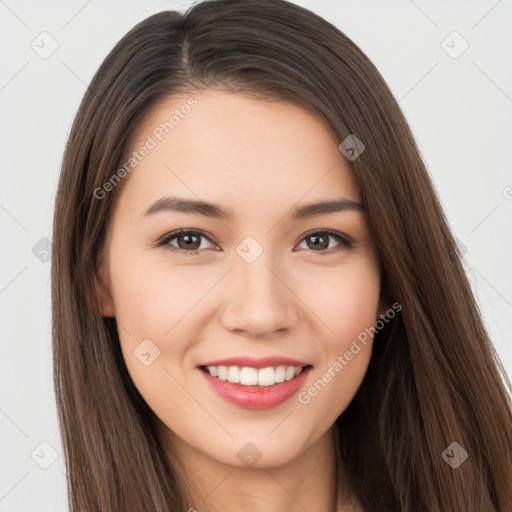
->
<box><xmin>116</xmin><ymin>90</ymin><xmax>360</xmax><ymax>218</ymax></box>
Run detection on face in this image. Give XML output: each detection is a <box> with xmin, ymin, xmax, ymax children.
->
<box><xmin>98</xmin><ymin>89</ymin><xmax>384</xmax><ymax>469</ymax></box>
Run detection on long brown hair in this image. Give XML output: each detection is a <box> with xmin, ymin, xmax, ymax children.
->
<box><xmin>51</xmin><ymin>0</ymin><xmax>512</xmax><ymax>510</ymax></box>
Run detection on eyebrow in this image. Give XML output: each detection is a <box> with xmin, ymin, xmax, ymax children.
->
<box><xmin>141</xmin><ymin>195</ymin><xmax>364</xmax><ymax>221</ymax></box>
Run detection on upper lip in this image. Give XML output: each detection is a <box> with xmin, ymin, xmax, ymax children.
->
<box><xmin>199</xmin><ymin>356</ymin><xmax>312</xmax><ymax>369</ymax></box>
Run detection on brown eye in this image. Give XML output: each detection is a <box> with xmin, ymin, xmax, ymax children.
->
<box><xmin>297</xmin><ymin>231</ymin><xmax>352</xmax><ymax>254</ymax></box>
<box><xmin>158</xmin><ymin>229</ymin><xmax>216</xmax><ymax>255</ymax></box>
<box><xmin>305</xmin><ymin>233</ymin><xmax>330</xmax><ymax>250</ymax></box>
<box><xmin>175</xmin><ymin>233</ymin><xmax>201</xmax><ymax>250</ymax></box>
<box><xmin>157</xmin><ymin>229</ymin><xmax>352</xmax><ymax>257</ymax></box>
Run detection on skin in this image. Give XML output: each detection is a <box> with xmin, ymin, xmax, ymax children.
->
<box><xmin>97</xmin><ymin>89</ymin><xmax>386</xmax><ymax>512</ymax></box>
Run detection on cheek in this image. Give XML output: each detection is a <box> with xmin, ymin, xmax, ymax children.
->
<box><xmin>293</xmin><ymin>258</ymin><xmax>380</xmax><ymax>415</ymax></box>
<box><xmin>107</xmin><ymin>255</ymin><xmax>196</xmax><ymax>418</ymax></box>
<box><xmin>109</xmin><ymin>262</ymin><xmax>160</xmax><ymax>335</ymax></box>
<box><xmin>108</xmin><ymin>248</ymin><xmax>212</xmax><ymax>382</ymax></box>
<box><xmin>108</xmin><ymin>244</ymin><xmax>190</xmax><ymax>336</ymax></box>
<box><xmin>299</xmin><ymin>257</ymin><xmax>381</xmax><ymax>346</ymax></box>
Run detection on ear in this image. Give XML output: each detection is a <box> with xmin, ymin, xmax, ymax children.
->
<box><xmin>95</xmin><ymin>251</ymin><xmax>115</xmax><ymax>318</ymax></box>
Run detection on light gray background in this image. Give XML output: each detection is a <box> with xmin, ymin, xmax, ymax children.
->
<box><xmin>1</xmin><ymin>1</ymin><xmax>511</xmax><ymax>510</ymax></box>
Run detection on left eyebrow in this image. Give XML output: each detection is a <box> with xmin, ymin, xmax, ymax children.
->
<box><xmin>140</xmin><ymin>195</ymin><xmax>364</xmax><ymax>221</ymax></box>
<box><xmin>291</xmin><ymin>198</ymin><xmax>364</xmax><ymax>220</ymax></box>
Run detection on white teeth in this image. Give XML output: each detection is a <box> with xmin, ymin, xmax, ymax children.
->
<box><xmin>275</xmin><ymin>365</ymin><xmax>286</xmax><ymax>383</ymax></box>
<box><xmin>239</xmin><ymin>367</ymin><xmax>258</xmax><ymax>385</ymax></box>
<box><xmin>285</xmin><ymin>366</ymin><xmax>295</xmax><ymax>381</ymax></box>
<box><xmin>205</xmin><ymin>365</ymin><xmax>305</xmax><ymax>386</ymax></box>
<box><xmin>227</xmin><ymin>366</ymin><xmax>240</xmax><ymax>383</ymax></box>
<box><xmin>257</xmin><ymin>367</ymin><xmax>275</xmax><ymax>386</ymax></box>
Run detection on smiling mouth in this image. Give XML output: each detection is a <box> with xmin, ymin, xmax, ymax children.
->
<box><xmin>199</xmin><ymin>364</ymin><xmax>312</xmax><ymax>387</ymax></box>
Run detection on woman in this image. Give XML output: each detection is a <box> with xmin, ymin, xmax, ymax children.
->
<box><xmin>51</xmin><ymin>0</ymin><xmax>512</xmax><ymax>510</ymax></box>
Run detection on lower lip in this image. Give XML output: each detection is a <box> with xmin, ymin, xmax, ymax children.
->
<box><xmin>199</xmin><ymin>366</ymin><xmax>312</xmax><ymax>410</ymax></box>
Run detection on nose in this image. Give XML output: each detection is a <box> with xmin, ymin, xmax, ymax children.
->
<box><xmin>219</xmin><ymin>249</ymin><xmax>299</xmax><ymax>337</ymax></box>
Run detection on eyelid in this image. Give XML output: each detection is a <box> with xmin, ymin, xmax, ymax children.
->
<box><xmin>156</xmin><ymin>228</ymin><xmax>217</xmax><ymax>250</ymax></box>
<box><xmin>299</xmin><ymin>228</ymin><xmax>353</xmax><ymax>245</ymax></box>
<box><xmin>294</xmin><ymin>229</ymin><xmax>353</xmax><ymax>254</ymax></box>
<box><xmin>156</xmin><ymin>228</ymin><xmax>353</xmax><ymax>255</ymax></box>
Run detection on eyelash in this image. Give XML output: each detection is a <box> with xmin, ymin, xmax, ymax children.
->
<box><xmin>156</xmin><ymin>229</ymin><xmax>353</xmax><ymax>256</ymax></box>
